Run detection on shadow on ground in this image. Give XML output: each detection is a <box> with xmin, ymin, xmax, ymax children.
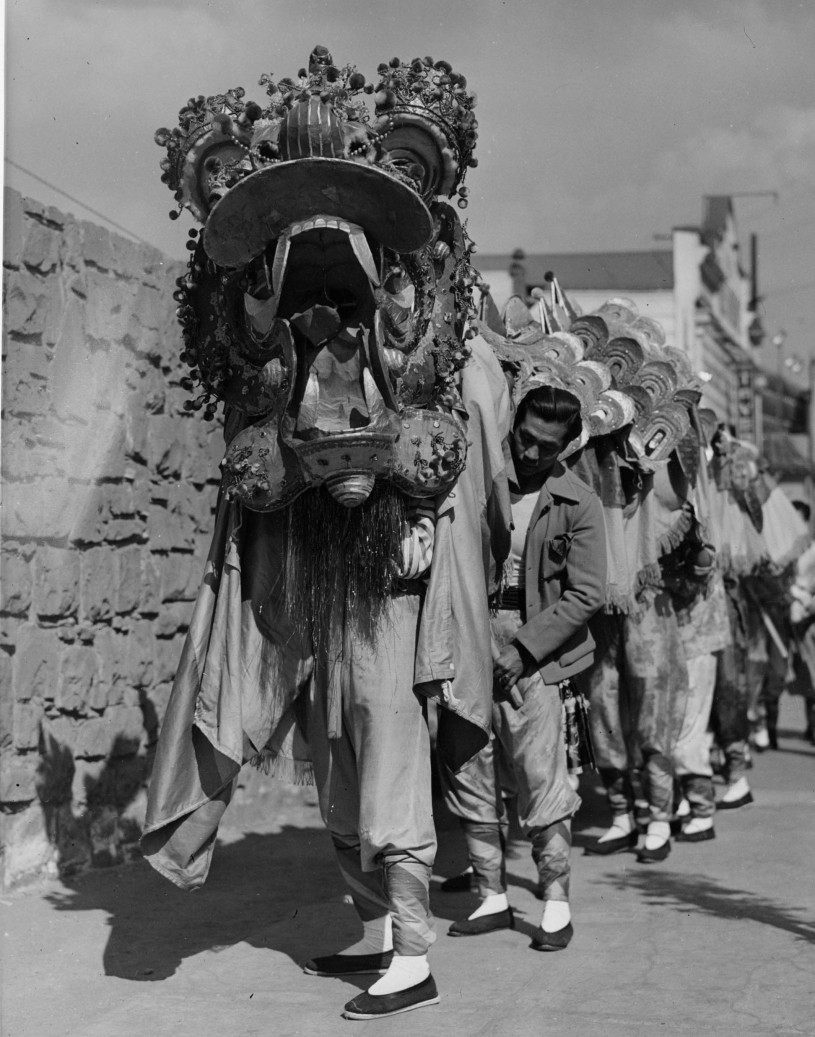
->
<box><xmin>597</xmin><ymin>868</ymin><xmax>815</xmax><ymax>945</ymax></box>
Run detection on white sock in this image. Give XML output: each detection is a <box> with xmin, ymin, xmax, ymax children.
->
<box><xmin>682</xmin><ymin>816</ymin><xmax>713</xmax><ymax>835</ymax></box>
<box><xmin>338</xmin><ymin>914</ymin><xmax>393</xmax><ymax>956</ymax></box>
<box><xmin>367</xmin><ymin>954</ymin><xmax>429</xmax><ymax>996</ymax></box>
<box><xmin>675</xmin><ymin>797</ymin><xmax>691</xmax><ymax>819</ymax></box>
<box><xmin>598</xmin><ymin>813</ymin><xmax>634</xmax><ymax>842</ymax></box>
<box><xmin>644</xmin><ymin>821</ymin><xmax>671</xmax><ymax>851</ymax></box>
<box><xmin>469</xmin><ymin>892</ymin><xmax>508</xmax><ymax>920</ymax></box>
<box><xmin>722</xmin><ymin>776</ymin><xmax>750</xmax><ymax>801</ymax></box>
<box><xmin>540</xmin><ymin>900</ymin><xmax>571</xmax><ymax>933</ymax></box>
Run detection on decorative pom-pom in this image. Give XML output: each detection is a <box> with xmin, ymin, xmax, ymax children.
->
<box><xmin>389</xmin><ymin>57</ymin><xmax>401</xmax><ymax>68</ymax></box>
<box><xmin>245</xmin><ymin>101</ymin><xmax>262</xmax><ymax>122</ymax></box>
<box><xmin>423</xmin><ymin>56</ymin><xmax>434</xmax><ymax>66</ymax></box>
<box><xmin>457</xmin><ymin>198</ymin><xmax>468</xmax><ymax>209</ymax></box>
<box><xmin>349</xmin><ymin>71</ymin><xmax>366</xmax><ymax>89</ymax></box>
<box><xmin>298</xmin><ymin>68</ymin><xmax>307</xmax><ymax>78</ymax></box>
<box><xmin>169</xmin><ymin>210</ymin><xmax>180</xmax><ymax>220</ymax></box>
<box><xmin>374</xmin><ymin>88</ymin><xmax>396</xmax><ymax>110</ymax></box>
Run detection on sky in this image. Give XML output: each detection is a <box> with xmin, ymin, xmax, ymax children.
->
<box><xmin>4</xmin><ymin>0</ymin><xmax>815</xmax><ymax>381</ymax></box>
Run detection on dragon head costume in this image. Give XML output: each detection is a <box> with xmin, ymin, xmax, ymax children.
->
<box><xmin>156</xmin><ymin>46</ymin><xmax>480</xmax><ymax>512</ymax></box>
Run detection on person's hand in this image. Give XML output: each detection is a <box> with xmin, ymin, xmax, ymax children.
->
<box><xmin>494</xmin><ymin>644</ymin><xmax>525</xmax><ymax>692</ymax></box>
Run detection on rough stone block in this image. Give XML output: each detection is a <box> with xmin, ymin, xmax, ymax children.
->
<box><xmin>115</xmin><ymin>545</ymin><xmax>143</xmax><ymax>614</ymax></box>
<box><xmin>22</xmin><ymin>198</ymin><xmax>63</xmax><ymax>227</ymax></box>
<box><xmin>57</xmin><ymin>645</ymin><xmax>98</xmax><ymax>713</ymax></box>
<box><xmin>3</xmin><ymin>187</ymin><xmax>24</xmax><ymax>269</ymax></box>
<box><xmin>13</xmin><ymin>700</ymin><xmax>42</xmax><ymax>751</ymax></box>
<box><xmin>74</xmin><ymin>717</ymin><xmax>114</xmax><ymax>760</ymax></box>
<box><xmin>0</xmin><ymin>616</ymin><xmax>24</xmax><ymax>652</ymax></box>
<box><xmin>183</xmin><ymin>418</ymin><xmax>224</xmax><ymax>485</ymax></box>
<box><xmin>33</xmin><ymin>546</ymin><xmax>80</xmax><ymax>619</ymax></box>
<box><xmin>0</xmin><ymin>548</ymin><xmax>32</xmax><ymax>614</ymax></box>
<box><xmin>154</xmin><ymin>600</ymin><xmax>191</xmax><ymax>639</ymax></box>
<box><xmin>58</xmin><ymin>215</ymin><xmax>83</xmax><ymax>274</ymax></box>
<box><xmin>118</xmin><ymin>619</ymin><xmax>154</xmax><ymax>688</ymax></box>
<box><xmin>84</xmin><ymin>271</ymin><xmax>137</xmax><ymax>345</ymax></box>
<box><xmin>69</xmin><ymin>485</ymin><xmax>110</xmax><ymax>545</ymax></box>
<box><xmin>0</xmin><ymin>804</ymin><xmax>57</xmax><ymax>887</ymax></box>
<box><xmin>105</xmin><ymin>705</ymin><xmax>145</xmax><ymax>755</ymax></box>
<box><xmin>12</xmin><ymin>625</ymin><xmax>60</xmax><ymax>703</ymax></box>
<box><xmin>159</xmin><ymin>551</ymin><xmax>197</xmax><ymax>602</ymax></box>
<box><xmin>79</xmin><ymin>545</ymin><xmax>116</xmax><ymax>621</ymax></box>
<box><xmin>2</xmin><ymin>336</ymin><xmax>52</xmax><ymax>415</ymax></box>
<box><xmin>22</xmin><ymin>220</ymin><xmax>60</xmax><ymax>273</ymax></box>
<box><xmin>140</xmin><ymin>552</ymin><xmax>162</xmax><ymax>615</ymax></box>
<box><xmin>1</xmin><ymin>416</ymin><xmax>65</xmax><ymax>480</ymax></box>
<box><xmin>112</xmin><ymin>755</ymin><xmax>147</xmax><ymax>811</ymax></box>
<box><xmin>142</xmin><ymin>681</ymin><xmax>172</xmax><ymax>735</ymax></box>
<box><xmin>0</xmin><ymin>654</ymin><xmax>12</xmax><ymax>749</ymax></box>
<box><xmin>0</xmin><ymin>752</ymin><xmax>37</xmax><ymax>802</ymax></box>
<box><xmin>146</xmin><ymin>415</ymin><xmax>185</xmax><ymax>479</ymax></box>
<box><xmin>80</xmin><ymin>221</ymin><xmax>115</xmax><ymax>271</ymax></box>
<box><xmin>148</xmin><ymin>500</ymin><xmax>194</xmax><ymax>551</ymax></box>
<box><xmin>50</xmin><ymin>294</ymin><xmax>90</xmax><ymax>422</ymax></box>
<box><xmin>3</xmin><ymin>267</ymin><xmax>50</xmax><ymax>336</ymax></box>
<box><xmin>2</xmin><ymin>478</ymin><xmax>77</xmax><ymax>540</ymax></box>
<box><xmin>3</xmin><ymin>478</ymin><xmax>78</xmax><ymax>540</ymax></box>
<box><xmin>155</xmin><ymin>635</ymin><xmax>184</xmax><ymax>685</ymax></box>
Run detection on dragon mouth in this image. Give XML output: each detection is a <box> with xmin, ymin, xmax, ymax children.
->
<box><xmin>244</xmin><ymin>215</ymin><xmax>415</xmax><ymax>439</ymax></box>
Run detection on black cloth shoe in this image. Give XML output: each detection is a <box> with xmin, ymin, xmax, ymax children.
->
<box><xmin>343</xmin><ymin>974</ymin><xmax>439</xmax><ymax>1019</ymax></box>
<box><xmin>675</xmin><ymin>826</ymin><xmax>716</xmax><ymax>843</ymax></box>
<box><xmin>717</xmin><ymin>790</ymin><xmax>754</xmax><ymax>810</ymax></box>
<box><xmin>584</xmin><ymin>831</ymin><xmax>637</xmax><ymax>856</ymax></box>
<box><xmin>448</xmin><ymin>907</ymin><xmax>513</xmax><ymax>937</ymax></box>
<box><xmin>303</xmin><ymin>950</ymin><xmax>393</xmax><ymax>976</ymax></box>
<box><xmin>636</xmin><ymin>839</ymin><xmax>671</xmax><ymax>863</ymax></box>
<box><xmin>439</xmin><ymin>871</ymin><xmax>475</xmax><ymax>892</ymax></box>
<box><xmin>530</xmin><ymin>921</ymin><xmax>573</xmax><ymax>951</ymax></box>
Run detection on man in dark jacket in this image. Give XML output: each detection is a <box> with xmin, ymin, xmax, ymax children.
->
<box><xmin>442</xmin><ymin>384</ymin><xmax>607</xmax><ymax>951</ymax></box>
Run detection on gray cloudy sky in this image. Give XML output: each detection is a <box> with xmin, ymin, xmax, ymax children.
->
<box><xmin>5</xmin><ymin>0</ymin><xmax>815</xmax><ymax>375</ymax></box>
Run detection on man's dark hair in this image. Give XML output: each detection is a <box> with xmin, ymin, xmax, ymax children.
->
<box><xmin>514</xmin><ymin>384</ymin><xmax>583</xmax><ymax>444</ymax></box>
<box><xmin>792</xmin><ymin>499</ymin><xmax>811</xmax><ymax>523</ymax></box>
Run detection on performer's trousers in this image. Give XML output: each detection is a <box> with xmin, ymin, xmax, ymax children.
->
<box><xmin>441</xmin><ymin>610</ymin><xmax>580</xmax><ymax>903</ymax></box>
<box><xmin>672</xmin><ymin>653</ymin><xmax>717</xmax><ymax>819</ymax></box>
<box><xmin>303</xmin><ymin>593</ymin><xmax>437</xmax><ymax>956</ymax></box>
<box><xmin>588</xmin><ymin>589</ymin><xmax>688</xmax><ymax>823</ymax></box>
<box><xmin>711</xmin><ymin>582</ymin><xmax>750</xmax><ymax>783</ymax></box>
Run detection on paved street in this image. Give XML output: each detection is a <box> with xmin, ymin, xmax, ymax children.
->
<box><xmin>3</xmin><ymin>693</ymin><xmax>814</xmax><ymax>1037</ymax></box>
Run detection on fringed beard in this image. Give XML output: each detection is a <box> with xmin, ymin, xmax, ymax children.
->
<box><xmin>283</xmin><ymin>483</ymin><xmax>408</xmax><ymax>655</ymax></box>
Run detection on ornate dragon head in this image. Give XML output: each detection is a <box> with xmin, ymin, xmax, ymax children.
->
<box><xmin>156</xmin><ymin>48</ymin><xmax>481</xmax><ymax>510</ymax></box>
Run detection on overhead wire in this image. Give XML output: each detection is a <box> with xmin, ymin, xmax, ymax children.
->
<box><xmin>4</xmin><ymin>157</ymin><xmax>157</xmax><ymax>248</ymax></box>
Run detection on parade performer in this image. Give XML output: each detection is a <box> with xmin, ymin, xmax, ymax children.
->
<box><xmin>441</xmin><ymin>374</ymin><xmax>606</xmax><ymax>946</ymax></box>
<box><xmin>142</xmin><ymin>48</ymin><xmax>511</xmax><ymax>1021</ymax></box>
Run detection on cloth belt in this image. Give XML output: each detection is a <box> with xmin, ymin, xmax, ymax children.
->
<box><xmin>493</xmin><ymin>585</ymin><xmax>523</xmax><ymax>611</ymax></box>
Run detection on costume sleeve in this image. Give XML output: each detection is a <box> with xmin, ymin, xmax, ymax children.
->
<box><xmin>398</xmin><ymin>500</ymin><xmax>436</xmax><ymax>578</ymax></box>
<box><xmin>513</xmin><ymin>491</ymin><xmax>607</xmax><ymax>665</ymax></box>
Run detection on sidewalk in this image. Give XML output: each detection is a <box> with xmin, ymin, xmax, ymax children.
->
<box><xmin>3</xmin><ymin>694</ymin><xmax>814</xmax><ymax>1037</ymax></box>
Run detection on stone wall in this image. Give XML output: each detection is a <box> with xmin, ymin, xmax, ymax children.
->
<box><xmin>1</xmin><ymin>188</ymin><xmax>225</xmax><ymax>888</ymax></box>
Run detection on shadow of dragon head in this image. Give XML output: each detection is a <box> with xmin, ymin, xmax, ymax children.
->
<box><xmin>157</xmin><ymin>47</ymin><xmax>481</xmax><ymax>510</ymax></box>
